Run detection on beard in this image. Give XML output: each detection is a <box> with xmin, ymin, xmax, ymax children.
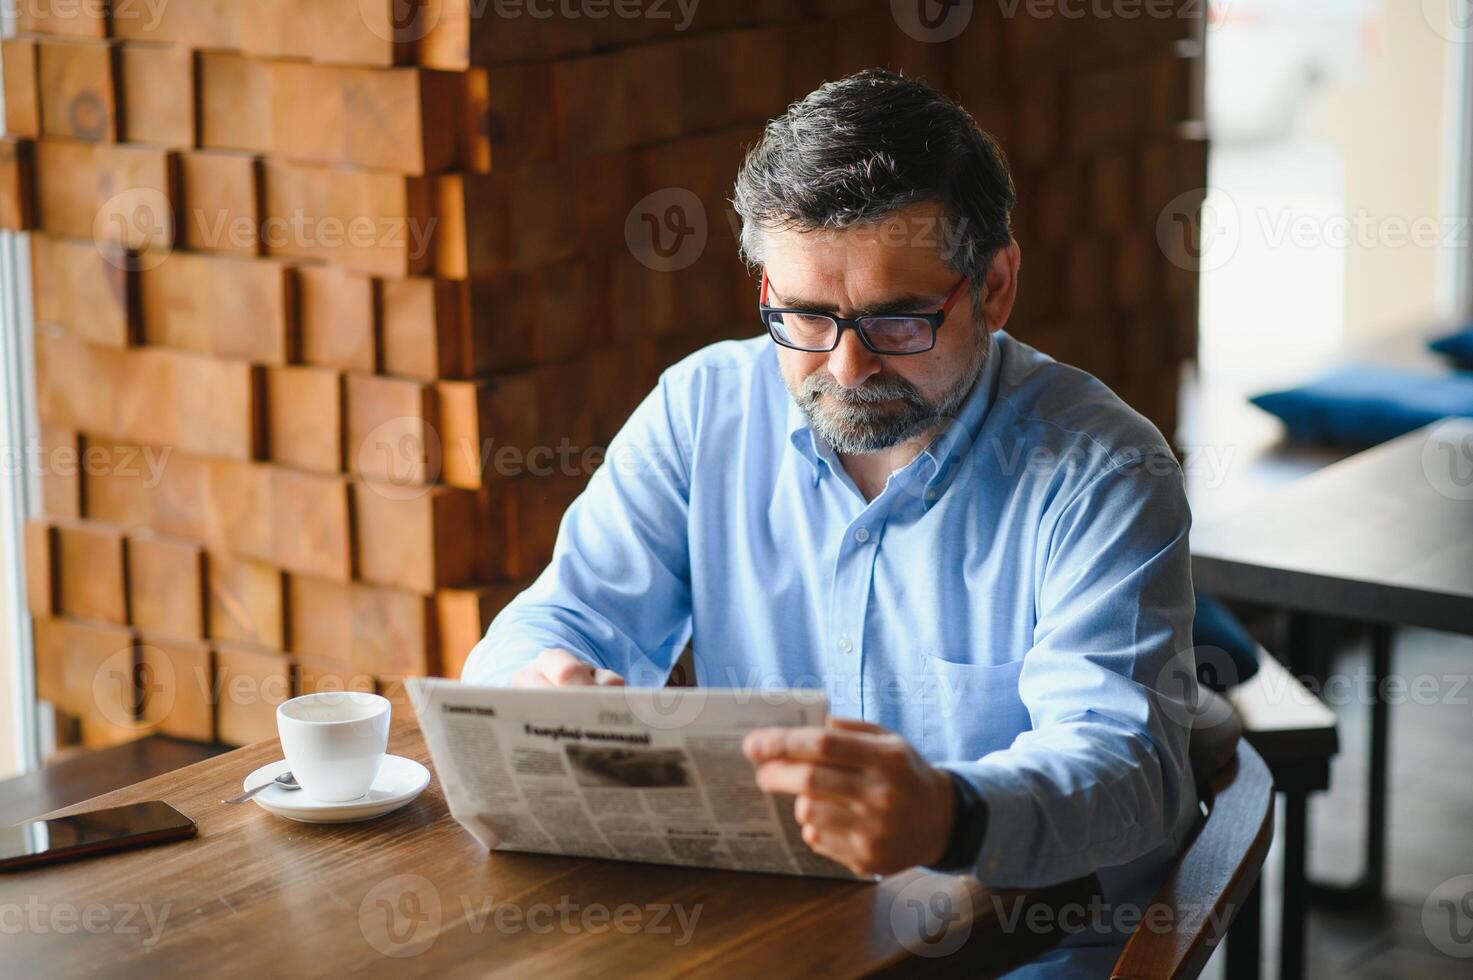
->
<box><xmin>788</xmin><ymin>330</ymin><xmax>990</xmax><ymax>455</ymax></box>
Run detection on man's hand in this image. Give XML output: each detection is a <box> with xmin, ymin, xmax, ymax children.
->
<box><xmin>742</xmin><ymin>717</ymin><xmax>957</xmax><ymax>876</ymax></box>
<box><xmin>510</xmin><ymin>649</ymin><xmax>626</xmax><ymax>688</ymax></box>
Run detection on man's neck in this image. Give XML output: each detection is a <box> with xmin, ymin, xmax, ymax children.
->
<box><xmin>837</xmin><ymin>421</ymin><xmax>947</xmax><ymax>502</ymax></box>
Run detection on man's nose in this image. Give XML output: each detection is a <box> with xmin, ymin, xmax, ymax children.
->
<box><xmin>826</xmin><ymin>328</ymin><xmax>882</xmax><ymax>389</ymax></box>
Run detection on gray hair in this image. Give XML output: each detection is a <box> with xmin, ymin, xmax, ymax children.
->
<box><xmin>731</xmin><ymin>69</ymin><xmax>1016</xmax><ymax>314</ymax></box>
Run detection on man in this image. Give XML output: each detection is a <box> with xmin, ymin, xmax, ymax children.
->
<box><xmin>463</xmin><ymin>70</ymin><xmax>1198</xmax><ymax>964</ymax></box>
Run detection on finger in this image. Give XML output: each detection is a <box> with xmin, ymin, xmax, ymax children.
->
<box><xmin>795</xmin><ymin>794</ymin><xmax>864</xmax><ymax>830</ymax></box>
<box><xmin>745</xmin><ymin>726</ymin><xmax>861</xmax><ymax>764</ymax></box>
<box><xmin>593</xmin><ymin>668</ymin><xmax>626</xmax><ymax>687</ymax></box>
<box><xmin>828</xmin><ymin>716</ymin><xmax>893</xmax><ymax>736</ymax></box>
<box><xmin>537</xmin><ymin>649</ymin><xmax>599</xmax><ymax>686</ymax></box>
<box><xmin>510</xmin><ymin>665</ymin><xmax>555</xmax><ymax>689</ymax></box>
<box><xmin>753</xmin><ymin>760</ymin><xmax>862</xmax><ymax>800</ymax></box>
<box><xmin>757</xmin><ymin>727</ymin><xmax>879</xmax><ymax>768</ymax></box>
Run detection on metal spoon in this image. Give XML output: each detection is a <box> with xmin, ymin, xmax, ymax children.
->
<box><xmin>222</xmin><ymin>771</ymin><xmax>300</xmax><ymax>804</ymax></box>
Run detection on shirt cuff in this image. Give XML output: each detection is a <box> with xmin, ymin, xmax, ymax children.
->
<box><xmin>925</xmin><ymin>769</ymin><xmax>989</xmax><ymax>873</ymax></box>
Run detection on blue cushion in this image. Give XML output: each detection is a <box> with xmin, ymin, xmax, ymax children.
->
<box><xmin>1430</xmin><ymin>324</ymin><xmax>1473</xmax><ymax>369</ymax></box>
<box><xmin>1192</xmin><ymin>592</ymin><xmax>1259</xmax><ymax>691</ymax></box>
<box><xmin>1250</xmin><ymin>366</ymin><xmax>1473</xmax><ymax>446</ymax></box>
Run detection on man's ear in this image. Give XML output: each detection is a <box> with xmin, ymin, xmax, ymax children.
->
<box><xmin>980</xmin><ymin>241</ymin><xmax>1021</xmax><ymax>334</ymax></box>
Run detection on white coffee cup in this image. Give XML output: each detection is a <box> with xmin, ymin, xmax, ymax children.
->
<box><xmin>277</xmin><ymin>692</ymin><xmax>391</xmax><ymax>802</ymax></box>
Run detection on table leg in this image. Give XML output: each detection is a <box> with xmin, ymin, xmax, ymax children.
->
<box><xmin>1309</xmin><ymin>623</ymin><xmax>1392</xmax><ymax>909</ymax></box>
<box><xmin>1225</xmin><ymin>877</ymin><xmax>1262</xmax><ymax>980</ymax></box>
<box><xmin>1281</xmin><ymin>791</ymin><xmax>1308</xmax><ymax>979</ymax></box>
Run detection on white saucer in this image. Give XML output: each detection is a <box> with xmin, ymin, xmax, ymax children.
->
<box><xmin>243</xmin><ymin>755</ymin><xmax>431</xmax><ymax>824</ymax></box>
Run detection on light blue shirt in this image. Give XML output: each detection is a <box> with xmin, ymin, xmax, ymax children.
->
<box><xmin>464</xmin><ymin>331</ymin><xmax>1199</xmax><ymax>904</ymax></box>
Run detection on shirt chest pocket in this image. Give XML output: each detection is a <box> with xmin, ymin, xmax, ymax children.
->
<box><xmin>919</xmin><ymin>655</ymin><xmax>1032</xmax><ymax>763</ymax></box>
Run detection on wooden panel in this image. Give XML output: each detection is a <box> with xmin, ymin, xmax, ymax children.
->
<box><xmin>2</xmin><ymin>38</ymin><xmax>42</xmax><ymax>137</ymax></box>
<box><xmin>294</xmin><ymin>655</ymin><xmax>375</xmax><ymax>695</ymax></box>
<box><xmin>24</xmin><ymin>520</ymin><xmax>58</xmax><ymax>618</ymax></box>
<box><xmin>214</xmin><ymin>642</ymin><xmax>291</xmax><ymax>747</ymax></box>
<box><xmin>285</xmin><ymin>575</ymin><xmax>352</xmax><ymax>661</ymax></box>
<box><xmin>55</xmin><ymin>521</ymin><xmax>128</xmax><ymax>625</ymax></box>
<box><xmin>353</xmin><ymin>484</ymin><xmax>479</xmax><ymax>594</ymax></box>
<box><xmin>345</xmin><ymin>374</ymin><xmax>439</xmax><ymax>486</ymax></box>
<box><xmin>138</xmin><ymin>638</ymin><xmax>214</xmax><ymax>742</ymax></box>
<box><xmin>127</xmin><ymin>533</ymin><xmax>205</xmax><ymax>640</ymax></box>
<box><xmin>265</xmin><ymin>366</ymin><xmax>343</xmax><ymax>474</ymax></box>
<box><xmin>15</xmin><ymin>0</ymin><xmax>108</xmax><ymax>38</ymax></box>
<box><xmin>198</xmin><ymin>51</ymin><xmax>272</xmax><ymax>154</ymax></box>
<box><xmin>0</xmin><ymin>136</ymin><xmax>38</xmax><ymax>230</ymax></box>
<box><xmin>37</xmin><ymin>39</ymin><xmax>117</xmax><ymax>141</ymax></box>
<box><xmin>350</xmin><ymin>583</ymin><xmax>435</xmax><ymax>677</ymax></box>
<box><xmin>34</xmin><ymin>139</ymin><xmax>174</xmax><ymax>247</ymax></box>
<box><xmin>297</xmin><ymin>266</ymin><xmax>378</xmax><ymax>372</ymax></box>
<box><xmin>178</xmin><ymin>150</ymin><xmax>260</xmax><ymax>255</ymax></box>
<box><xmin>206</xmin><ymin>554</ymin><xmax>285</xmax><ymax>650</ymax></box>
<box><xmin>270</xmin><ymin>468</ymin><xmax>353</xmax><ymax>581</ymax></box>
<box><xmin>260</xmin><ymin>160</ymin><xmax>434</xmax><ymax>277</ymax></box>
<box><xmin>117</xmin><ymin>43</ymin><xmax>194</xmax><ymax>147</ymax></box>
<box><xmin>37</xmin><ymin>424</ymin><xmax>81</xmax><ymax>520</ymax></box>
<box><xmin>137</xmin><ymin>251</ymin><xmax>294</xmax><ymax>363</ymax></box>
<box><xmin>30</xmin><ymin>233</ymin><xmax>133</xmax><ymax>346</ymax></box>
<box><xmin>380</xmin><ymin>277</ymin><xmax>467</xmax><ymax>379</ymax></box>
<box><xmin>33</xmin><ymin>618</ymin><xmax>136</xmax><ymax>727</ymax></box>
<box><xmin>269</xmin><ymin>63</ymin><xmax>461</xmax><ymax>174</ymax></box>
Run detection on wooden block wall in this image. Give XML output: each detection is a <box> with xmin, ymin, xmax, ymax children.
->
<box><xmin>12</xmin><ymin>1</ymin><xmax>1205</xmax><ymax>748</ymax></box>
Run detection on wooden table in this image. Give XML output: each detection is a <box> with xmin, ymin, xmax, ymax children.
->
<box><xmin>3</xmin><ymin>714</ymin><xmax>1101</xmax><ymax>978</ymax></box>
<box><xmin>1193</xmin><ymin>420</ymin><xmax>1473</xmax><ymax>929</ymax></box>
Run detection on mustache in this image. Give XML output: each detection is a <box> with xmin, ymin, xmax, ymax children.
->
<box><xmin>798</xmin><ymin>371</ymin><xmax>928</xmax><ymax>408</ymax></box>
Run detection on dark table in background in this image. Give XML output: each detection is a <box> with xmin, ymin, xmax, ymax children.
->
<box><xmin>1193</xmin><ymin>418</ymin><xmax>1473</xmax><ymax>974</ymax></box>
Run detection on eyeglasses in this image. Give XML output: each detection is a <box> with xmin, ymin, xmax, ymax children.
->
<box><xmin>759</xmin><ymin>271</ymin><xmax>971</xmax><ymax>356</ymax></box>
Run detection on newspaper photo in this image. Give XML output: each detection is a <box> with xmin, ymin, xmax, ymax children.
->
<box><xmin>407</xmin><ymin>677</ymin><xmax>869</xmax><ymax>880</ymax></box>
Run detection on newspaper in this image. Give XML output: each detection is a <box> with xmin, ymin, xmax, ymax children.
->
<box><xmin>407</xmin><ymin>677</ymin><xmax>868</xmax><ymax>880</ymax></box>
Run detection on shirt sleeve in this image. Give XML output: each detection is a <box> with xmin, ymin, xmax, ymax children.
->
<box><xmin>459</xmin><ymin>371</ymin><xmax>694</xmax><ymax>687</ymax></box>
<box><xmin>940</xmin><ymin>450</ymin><xmax>1199</xmax><ymax>887</ymax></box>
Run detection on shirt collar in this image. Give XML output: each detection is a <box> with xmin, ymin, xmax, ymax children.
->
<box><xmin>784</xmin><ymin>332</ymin><xmax>1006</xmax><ymax>504</ymax></box>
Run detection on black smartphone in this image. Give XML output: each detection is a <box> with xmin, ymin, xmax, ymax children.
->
<box><xmin>0</xmin><ymin>801</ymin><xmax>197</xmax><ymax>872</ymax></box>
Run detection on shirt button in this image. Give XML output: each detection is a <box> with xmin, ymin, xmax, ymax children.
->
<box><xmin>837</xmin><ymin>636</ymin><xmax>853</xmax><ymax>653</ymax></box>
<box><xmin>925</xmin><ymin>489</ymin><xmax>939</xmax><ymax>501</ymax></box>
<box><xmin>854</xmin><ymin>528</ymin><xmax>870</xmax><ymax>544</ymax></box>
